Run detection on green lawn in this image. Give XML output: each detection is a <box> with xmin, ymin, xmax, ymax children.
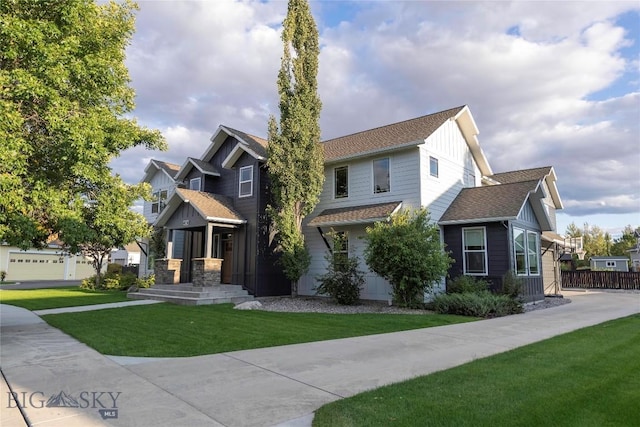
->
<box><xmin>42</xmin><ymin>304</ymin><xmax>475</xmax><ymax>357</ymax></box>
<box><xmin>313</xmin><ymin>314</ymin><xmax>640</xmax><ymax>427</ymax></box>
<box><xmin>0</xmin><ymin>287</ymin><xmax>129</xmax><ymax>310</ymax></box>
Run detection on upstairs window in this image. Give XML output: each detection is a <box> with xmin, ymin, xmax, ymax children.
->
<box><xmin>430</xmin><ymin>156</ymin><xmax>439</xmax><ymax>178</ymax></box>
<box><xmin>373</xmin><ymin>158</ymin><xmax>390</xmax><ymax>194</ymax></box>
<box><xmin>334</xmin><ymin>166</ymin><xmax>348</xmax><ymax>198</ymax></box>
<box><xmin>189</xmin><ymin>178</ymin><xmax>201</xmax><ymax>191</ymax></box>
<box><xmin>239</xmin><ymin>165</ymin><xmax>253</xmax><ymax>197</ymax></box>
<box><xmin>463</xmin><ymin>227</ymin><xmax>487</xmax><ymax>275</ymax></box>
<box><xmin>151</xmin><ymin>190</ymin><xmax>168</xmax><ymax>214</ymax></box>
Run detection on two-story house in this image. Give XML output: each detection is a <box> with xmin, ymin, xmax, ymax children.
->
<box><xmin>298</xmin><ymin>105</ymin><xmax>493</xmax><ymax>300</ymax></box>
<box><xmin>142</xmin><ymin>125</ymin><xmax>288</xmax><ymax>297</ymax></box>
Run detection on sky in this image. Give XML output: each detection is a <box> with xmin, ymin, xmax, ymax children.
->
<box><xmin>110</xmin><ymin>0</ymin><xmax>640</xmax><ymax>237</ymax></box>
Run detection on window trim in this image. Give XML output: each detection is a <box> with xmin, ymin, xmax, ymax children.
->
<box><xmin>372</xmin><ymin>157</ymin><xmax>390</xmax><ymax>194</ymax></box>
<box><xmin>334</xmin><ymin>165</ymin><xmax>348</xmax><ymax>199</ymax></box>
<box><xmin>239</xmin><ymin>165</ymin><xmax>253</xmax><ymax>198</ymax></box>
<box><xmin>429</xmin><ymin>156</ymin><xmax>439</xmax><ymax>178</ymax></box>
<box><xmin>462</xmin><ymin>226</ymin><xmax>488</xmax><ymax>275</ymax></box>
<box><xmin>513</xmin><ymin>227</ymin><xmax>541</xmax><ymax>276</ymax></box>
<box><xmin>189</xmin><ymin>177</ymin><xmax>201</xmax><ymax>191</ymax></box>
<box><xmin>605</xmin><ymin>260</ymin><xmax>616</xmax><ymax>268</ymax></box>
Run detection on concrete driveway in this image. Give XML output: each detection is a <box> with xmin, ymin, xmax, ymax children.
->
<box><xmin>1</xmin><ymin>291</ymin><xmax>638</xmax><ymax>427</ymax></box>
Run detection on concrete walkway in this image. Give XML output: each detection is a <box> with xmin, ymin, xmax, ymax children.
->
<box><xmin>1</xmin><ymin>291</ymin><xmax>638</xmax><ymax>427</ymax></box>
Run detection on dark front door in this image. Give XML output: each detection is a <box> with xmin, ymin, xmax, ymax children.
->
<box><xmin>222</xmin><ymin>235</ymin><xmax>233</xmax><ymax>284</ymax></box>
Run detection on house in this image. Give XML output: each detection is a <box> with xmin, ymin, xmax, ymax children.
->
<box><xmin>590</xmin><ymin>256</ymin><xmax>629</xmax><ymax>272</ymax></box>
<box><xmin>138</xmin><ymin>159</ymin><xmax>181</xmax><ymax>277</ymax></box>
<box><xmin>298</xmin><ymin>106</ymin><xmax>492</xmax><ymax>300</ymax></box>
<box><xmin>143</xmin><ymin>125</ymin><xmax>288</xmax><ymax>296</ymax></box>
<box><xmin>110</xmin><ymin>242</ymin><xmax>142</xmax><ymax>266</ymax></box>
<box><xmin>138</xmin><ymin>105</ymin><xmax>567</xmax><ymax>304</ymax></box>
<box><xmin>0</xmin><ymin>241</ymin><xmax>98</xmax><ymax>281</ymax></box>
<box><xmin>630</xmin><ymin>231</ymin><xmax>640</xmax><ymax>272</ymax></box>
<box><xmin>439</xmin><ymin>166</ymin><xmax>563</xmax><ymax>302</ymax></box>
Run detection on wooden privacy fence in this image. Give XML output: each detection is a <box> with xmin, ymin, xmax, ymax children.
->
<box><xmin>561</xmin><ymin>270</ymin><xmax>640</xmax><ymax>290</ymax></box>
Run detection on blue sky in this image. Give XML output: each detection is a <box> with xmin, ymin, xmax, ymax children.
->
<box><xmin>112</xmin><ymin>0</ymin><xmax>640</xmax><ymax>237</ymax></box>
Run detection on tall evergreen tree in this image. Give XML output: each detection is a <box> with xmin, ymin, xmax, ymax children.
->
<box><xmin>267</xmin><ymin>0</ymin><xmax>323</xmax><ymax>294</ymax></box>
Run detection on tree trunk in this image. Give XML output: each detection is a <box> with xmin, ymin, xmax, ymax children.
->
<box><xmin>291</xmin><ymin>279</ymin><xmax>298</xmax><ymax>298</ymax></box>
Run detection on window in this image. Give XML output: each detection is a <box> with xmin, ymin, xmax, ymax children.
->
<box><xmin>513</xmin><ymin>227</ymin><xmax>540</xmax><ymax>276</ymax></box>
<box><xmin>430</xmin><ymin>156</ymin><xmax>439</xmax><ymax>178</ymax></box>
<box><xmin>211</xmin><ymin>234</ymin><xmax>221</xmax><ymax>258</ymax></box>
<box><xmin>189</xmin><ymin>178</ymin><xmax>201</xmax><ymax>191</ymax></box>
<box><xmin>606</xmin><ymin>260</ymin><xmax>616</xmax><ymax>268</ymax></box>
<box><xmin>373</xmin><ymin>158</ymin><xmax>390</xmax><ymax>193</ymax></box>
<box><xmin>239</xmin><ymin>165</ymin><xmax>253</xmax><ymax>197</ymax></box>
<box><xmin>334</xmin><ymin>166</ymin><xmax>348</xmax><ymax>198</ymax></box>
<box><xmin>151</xmin><ymin>190</ymin><xmax>168</xmax><ymax>214</ymax></box>
<box><xmin>463</xmin><ymin>227</ymin><xmax>487</xmax><ymax>275</ymax></box>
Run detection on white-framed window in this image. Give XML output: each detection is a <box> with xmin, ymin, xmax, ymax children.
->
<box><xmin>334</xmin><ymin>166</ymin><xmax>348</xmax><ymax>198</ymax></box>
<box><xmin>373</xmin><ymin>157</ymin><xmax>390</xmax><ymax>194</ymax></box>
<box><xmin>332</xmin><ymin>231</ymin><xmax>349</xmax><ymax>269</ymax></box>
<box><xmin>605</xmin><ymin>260</ymin><xmax>616</xmax><ymax>268</ymax></box>
<box><xmin>189</xmin><ymin>178</ymin><xmax>201</xmax><ymax>191</ymax></box>
<box><xmin>513</xmin><ymin>227</ymin><xmax>540</xmax><ymax>276</ymax></box>
<box><xmin>151</xmin><ymin>190</ymin><xmax>168</xmax><ymax>214</ymax></box>
<box><xmin>463</xmin><ymin>227</ymin><xmax>487</xmax><ymax>275</ymax></box>
<box><xmin>239</xmin><ymin>165</ymin><xmax>253</xmax><ymax>197</ymax></box>
<box><xmin>211</xmin><ymin>234</ymin><xmax>222</xmax><ymax>258</ymax></box>
<box><xmin>430</xmin><ymin>156</ymin><xmax>439</xmax><ymax>178</ymax></box>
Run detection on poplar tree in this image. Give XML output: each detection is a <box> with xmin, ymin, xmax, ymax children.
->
<box><xmin>0</xmin><ymin>0</ymin><xmax>164</xmax><ymax>249</ymax></box>
<box><xmin>267</xmin><ymin>0</ymin><xmax>323</xmax><ymax>294</ymax></box>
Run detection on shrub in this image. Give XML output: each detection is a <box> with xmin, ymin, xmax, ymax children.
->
<box><xmin>136</xmin><ymin>274</ymin><xmax>154</xmax><ymax>289</ymax></box>
<box><xmin>447</xmin><ymin>275</ymin><xmax>489</xmax><ymax>295</ymax></box>
<box><xmin>0</xmin><ymin>270</ymin><xmax>6</xmax><ymax>282</ymax></box>
<box><xmin>431</xmin><ymin>291</ymin><xmax>523</xmax><ymax>318</ymax></box>
<box><xmin>107</xmin><ymin>263</ymin><xmax>123</xmax><ymax>275</ymax></box>
<box><xmin>363</xmin><ymin>208</ymin><xmax>452</xmax><ymax>308</ymax></box>
<box><xmin>80</xmin><ymin>272</ymin><xmax>138</xmax><ymax>291</ymax></box>
<box><xmin>501</xmin><ymin>270</ymin><xmax>523</xmax><ymax>300</ymax></box>
<box><xmin>315</xmin><ymin>232</ymin><xmax>364</xmax><ymax>305</ymax></box>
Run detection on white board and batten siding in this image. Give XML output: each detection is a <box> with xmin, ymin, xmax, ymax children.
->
<box><xmin>143</xmin><ymin>168</ymin><xmax>176</xmax><ymax>224</ymax></box>
<box><xmin>419</xmin><ymin>118</ymin><xmax>480</xmax><ymax>221</ymax></box>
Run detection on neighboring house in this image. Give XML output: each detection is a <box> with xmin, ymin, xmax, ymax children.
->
<box><xmin>0</xmin><ymin>241</ymin><xmax>98</xmax><ymax>281</ymax></box>
<box><xmin>630</xmin><ymin>231</ymin><xmax>640</xmax><ymax>272</ymax></box>
<box><xmin>298</xmin><ymin>105</ymin><xmax>492</xmax><ymax>300</ymax></box>
<box><xmin>149</xmin><ymin>125</ymin><xmax>288</xmax><ymax>296</ymax></box>
<box><xmin>139</xmin><ymin>159</ymin><xmax>180</xmax><ymax>277</ymax></box>
<box><xmin>110</xmin><ymin>242</ymin><xmax>141</xmax><ymax>266</ymax></box>
<box><xmin>439</xmin><ymin>166</ymin><xmax>563</xmax><ymax>302</ymax></box>
<box><xmin>590</xmin><ymin>256</ymin><xmax>629</xmax><ymax>272</ymax></box>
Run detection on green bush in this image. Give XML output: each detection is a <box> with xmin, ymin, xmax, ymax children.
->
<box><xmin>501</xmin><ymin>270</ymin><xmax>523</xmax><ymax>299</ymax></box>
<box><xmin>107</xmin><ymin>263</ymin><xmax>123</xmax><ymax>275</ymax></box>
<box><xmin>315</xmin><ymin>232</ymin><xmax>364</xmax><ymax>305</ymax></box>
<box><xmin>136</xmin><ymin>274</ymin><xmax>154</xmax><ymax>289</ymax></box>
<box><xmin>431</xmin><ymin>291</ymin><xmax>523</xmax><ymax>318</ymax></box>
<box><xmin>447</xmin><ymin>275</ymin><xmax>489</xmax><ymax>294</ymax></box>
<box><xmin>0</xmin><ymin>270</ymin><xmax>6</xmax><ymax>282</ymax></box>
<box><xmin>80</xmin><ymin>271</ymin><xmax>138</xmax><ymax>291</ymax></box>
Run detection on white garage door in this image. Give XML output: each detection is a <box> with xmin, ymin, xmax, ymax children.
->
<box><xmin>7</xmin><ymin>252</ymin><xmax>66</xmax><ymax>281</ymax></box>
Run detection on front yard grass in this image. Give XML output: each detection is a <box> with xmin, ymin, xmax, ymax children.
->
<box><xmin>313</xmin><ymin>314</ymin><xmax>640</xmax><ymax>427</ymax></box>
<box><xmin>42</xmin><ymin>303</ymin><xmax>476</xmax><ymax>357</ymax></box>
<box><xmin>0</xmin><ymin>286</ymin><xmax>129</xmax><ymax>310</ymax></box>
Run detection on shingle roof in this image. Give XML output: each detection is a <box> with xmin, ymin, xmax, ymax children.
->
<box><xmin>439</xmin><ymin>180</ymin><xmax>540</xmax><ymax>224</ymax></box>
<box><xmin>154</xmin><ymin>160</ymin><xmax>181</xmax><ymax>179</ymax></box>
<box><xmin>224</xmin><ymin>126</ymin><xmax>268</xmax><ymax>159</ymax></box>
<box><xmin>488</xmin><ymin>166</ymin><xmax>552</xmax><ymax>184</ymax></box>
<box><xmin>308</xmin><ymin>201</ymin><xmax>403</xmax><ymax>227</ymax></box>
<box><xmin>188</xmin><ymin>158</ymin><xmax>220</xmax><ymax>175</ymax></box>
<box><xmin>322</xmin><ymin>106</ymin><xmax>466</xmax><ymax>162</ymax></box>
<box><xmin>176</xmin><ymin>189</ymin><xmax>245</xmax><ymax>224</ymax></box>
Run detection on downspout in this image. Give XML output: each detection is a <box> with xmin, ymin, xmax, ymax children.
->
<box><xmin>317</xmin><ymin>227</ymin><xmax>332</xmax><ymax>253</ymax></box>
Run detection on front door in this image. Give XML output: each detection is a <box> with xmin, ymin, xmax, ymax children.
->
<box><xmin>222</xmin><ymin>235</ymin><xmax>233</xmax><ymax>284</ymax></box>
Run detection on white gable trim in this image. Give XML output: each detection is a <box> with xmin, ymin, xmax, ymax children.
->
<box><xmin>453</xmin><ymin>106</ymin><xmax>493</xmax><ymax>177</ymax></box>
<box><xmin>222</xmin><ymin>143</ymin><xmax>266</xmax><ymax>169</ymax></box>
<box><xmin>140</xmin><ymin>160</ymin><xmax>177</xmax><ymax>184</ymax></box>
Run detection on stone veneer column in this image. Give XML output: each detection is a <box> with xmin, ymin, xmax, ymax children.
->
<box><xmin>154</xmin><ymin>259</ymin><xmax>182</xmax><ymax>284</ymax></box>
<box><xmin>191</xmin><ymin>258</ymin><xmax>223</xmax><ymax>287</ymax></box>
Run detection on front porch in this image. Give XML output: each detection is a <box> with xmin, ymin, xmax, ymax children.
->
<box><xmin>128</xmin><ymin>283</ymin><xmax>254</xmax><ymax>305</ymax></box>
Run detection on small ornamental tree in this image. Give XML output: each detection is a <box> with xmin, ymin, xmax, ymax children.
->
<box><xmin>363</xmin><ymin>208</ymin><xmax>452</xmax><ymax>308</ymax></box>
<box><xmin>58</xmin><ymin>178</ymin><xmax>152</xmax><ymax>288</ymax></box>
<box><xmin>315</xmin><ymin>231</ymin><xmax>364</xmax><ymax>305</ymax></box>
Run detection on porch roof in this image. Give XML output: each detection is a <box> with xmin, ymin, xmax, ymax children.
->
<box><xmin>155</xmin><ymin>188</ymin><xmax>246</xmax><ymax>227</ymax></box>
<box><xmin>308</xmin><ymin>201</ymin><xmax>402</xmax><ymax>227</ymax></box>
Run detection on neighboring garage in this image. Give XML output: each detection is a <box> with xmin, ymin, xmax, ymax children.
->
<box><xmin>1</xmin><ymin>245</ymin><xmax>97</xmax><ymax>281</ymax></box>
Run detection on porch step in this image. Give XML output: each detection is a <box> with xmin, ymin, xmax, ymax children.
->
<box><xmin>127</xmin><ymin>284</ymin><xmax>254</xmax><ymax>306</ymax></box>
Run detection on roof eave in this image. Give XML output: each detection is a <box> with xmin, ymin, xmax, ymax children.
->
<box><xmin>324</xmin><ymin>141</ymin><xmax>422</xmax><ymax>164</ymax></box>
<box><xmin>439</xmin><ymin>216</ymin><xmax>515</xmax><ymax>226</ymax></box>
